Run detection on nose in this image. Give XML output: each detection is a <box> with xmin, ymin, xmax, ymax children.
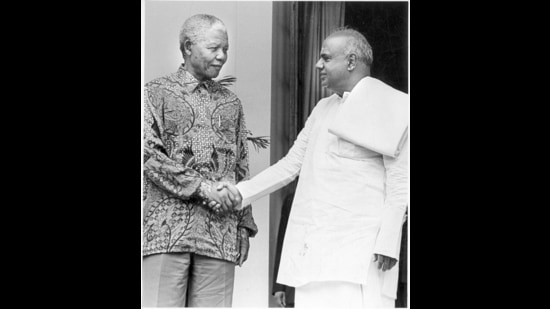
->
<box><xmin>216</xmin><ymin>49</ymin><xmax>227</xmax><ymax>62</ymax></box>
<box><xmin>315</xmin><ymin>59</ymin><xmax>323</xmax><ymax>70</ymax></box>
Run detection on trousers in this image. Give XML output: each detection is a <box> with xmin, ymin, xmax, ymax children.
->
<box><xmin>142</xmin><ymin>253</ymin><xmax>235</xmax><ymax>307</ymax></box>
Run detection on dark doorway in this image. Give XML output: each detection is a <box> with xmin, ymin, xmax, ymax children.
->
<box><xmin>345</xmin><ymin>1</ymin><xmax>408</xmax><ymax>93</ymax></box>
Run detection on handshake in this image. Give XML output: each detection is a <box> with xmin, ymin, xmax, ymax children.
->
<box><xmin>201</xmin><ymin>181</ymin><xmax>243</xmax><ymax>214</ymax></box>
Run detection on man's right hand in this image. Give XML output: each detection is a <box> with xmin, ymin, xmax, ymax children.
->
<box><xmin>203</xmin><ymin>182</ymin><xmax>242</xmax><ymax>214</ymax></box>
<box><xmin>216</xmin><ymin>181</ymin><xmax>243</xmax><ymax>209</ymax></box>
<box><xmin>205</xmin><ymin>185</ymin><xmax>236</xmax><ymax>214</ymax></box>
<box><xmin>274</xmin><ymin>291</ymin><xmax>286</xmax><ymax>307</ymax></box>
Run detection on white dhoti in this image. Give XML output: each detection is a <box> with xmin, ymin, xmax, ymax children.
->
<box><xmin>294</xmin><ymin>260</ymin><xmax>395</xmax><ymax>308</ymax></box>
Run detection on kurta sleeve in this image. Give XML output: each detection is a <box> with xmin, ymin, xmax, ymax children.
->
<box><xmin>143</xmin><ymin>87</ymin><xmax>207</xmax><ymax>200</ymax></box>
<box><xmin>374</xmin><ymin>135</ymin><xmax>409</xmax><ymax>259</ymax></box>
<box><xmin>235</xmin><ymin>107</ymin><xmax>316</xmax><ymax>208</ymax></box>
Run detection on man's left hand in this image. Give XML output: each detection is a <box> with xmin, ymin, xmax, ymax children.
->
<box><xmin>374</xmin><ymin>254</ymin><xmax>397</xmax><ymax>271</ymax></box>
<box><xmin>238</xmin><ymin>228</ymin><xmax>250</xmax><ymax>266</ymax></box>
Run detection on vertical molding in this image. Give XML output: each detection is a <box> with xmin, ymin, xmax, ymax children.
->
<box><xmin>289</xmin><ymin>1</ymin><xmax>300</xmax><ymax>144</ymax></box>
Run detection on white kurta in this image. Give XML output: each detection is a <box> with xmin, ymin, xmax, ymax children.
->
<box><xmin>236</xmin><ymin>77</ymin><xmax>409</xmax><ymax>300</ymax></box>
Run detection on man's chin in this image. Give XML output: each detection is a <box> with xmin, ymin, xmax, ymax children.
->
<box><xmin>208</xmin><ymin>71</ymin><xmax>221</xmax><ymax>79</ymax></box>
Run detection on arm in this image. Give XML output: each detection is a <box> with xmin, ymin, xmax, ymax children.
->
<box><xmin>234</xmin><ymin>110</ymin><xmax>316</xmax><ymax>208</ymax></box>
<box><xmin>236</xmin><ymin>205</ymin><xmax>258</xmax><ymax>266</ymax></box>
<box><xmin>373</xmin><ymin>135</ymin><xmax>409</xmax><ymax>260</ymax></box>
<box><xmin>143</xmin><ymin>87</ymin><xmax>216</xmax><ymax>203</ymax></box>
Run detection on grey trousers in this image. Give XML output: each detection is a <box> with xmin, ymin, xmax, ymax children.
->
<box><xmin>142</xmin><ymin>253</ymin><xmax>235</xmax><ymax>307</ymax></box>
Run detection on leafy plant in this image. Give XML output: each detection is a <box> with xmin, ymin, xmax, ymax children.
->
<box><xmin>246</xmin><ymin>131</ymin><xmax>270</xmax><ymax>152</ymax></box>
<box><xmin>216</xmin><ymin>75</ymin><xmax>237</xmax><ymax>87</ymax></box>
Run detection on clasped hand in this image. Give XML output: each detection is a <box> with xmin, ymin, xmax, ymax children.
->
<box><xmin>204</xmin><ymin>181</ymin><xmax>243</xmax><ymax>214</ymax></box>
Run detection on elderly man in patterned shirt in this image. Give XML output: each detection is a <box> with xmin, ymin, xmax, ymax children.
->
<box><xmin>142</xmin><ymin>14</ymin><xmax>258</xmax><ymax>307</ymax></box>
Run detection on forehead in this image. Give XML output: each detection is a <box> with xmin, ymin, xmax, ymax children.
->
<box><xmin>320</xmin><ymin>35</ymin><xmax>348</xmax><ymax>56</ymax></box>
<box><xmin>197</xmin><ymin>23</ymin><xmax>228</xmax><ymax>45</ymax></box>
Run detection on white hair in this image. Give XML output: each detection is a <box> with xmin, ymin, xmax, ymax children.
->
<box><xmin>328</xmin><ymin>28</ymin><xmax>373</xmax><ymax>66</ymax></box>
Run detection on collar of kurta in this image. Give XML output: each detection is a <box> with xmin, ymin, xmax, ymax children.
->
<box><xmin>175</xmin><ymin>64</ymin><xmax>217</xmax><ymax>93</ymax></box>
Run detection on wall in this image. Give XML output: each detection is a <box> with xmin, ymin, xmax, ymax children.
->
<box><xmin>142</xmin><ymin>1</ymin><xmax>272</xmax><ymax>307</ymax></box>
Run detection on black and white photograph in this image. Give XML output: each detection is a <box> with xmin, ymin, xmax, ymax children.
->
<box><xmin>141</xmin><ymin>0</ymin><xmax>409</xmax><ymax>307</ymax></box>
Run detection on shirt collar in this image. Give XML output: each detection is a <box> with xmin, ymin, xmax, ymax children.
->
<box><xmin>341</xmin><ymin>91</ymin><xmax>351</xmax><ymax>102</ymax></box>
<box><xmin>175</xmin><ymin>64</ymin><xmax>216</xmax><ymax>92</ymax></box>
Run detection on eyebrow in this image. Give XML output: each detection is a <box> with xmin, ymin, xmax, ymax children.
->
<box><xmin>207</xmin><ymin>43</ymin><xmax>229</xmax><ymax>49</ymax></box>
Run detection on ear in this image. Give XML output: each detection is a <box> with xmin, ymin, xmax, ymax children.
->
<box><xmin>183</xmin><ymin>40</ymin><xmax>193</xmax><ymax>56</ymax></box>
<box><xmin>347</xmin><ymin>54</ymin><xmax>357</xmax><ymax>71</ymax></box>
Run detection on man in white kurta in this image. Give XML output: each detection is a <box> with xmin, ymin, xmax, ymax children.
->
<box><xmin>226</xmin><ymin>29</ymin><xmax>409</xmax><ymax>308</ymax></box>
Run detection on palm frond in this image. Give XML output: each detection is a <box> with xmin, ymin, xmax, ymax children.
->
<box><xmin>216</xmin><ymin>75</ymin><xmax>237</xmax><ymax>87</ymax></box>
<box><xmin>246</xmin><ymin>128</ymin><xmax>270</xmax><ymax>152</ymax></box>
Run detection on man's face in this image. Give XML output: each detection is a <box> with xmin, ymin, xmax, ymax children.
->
<box><xmin>186</xmin><ymin>23</ymin><xmax>228</xmax><ymax>81</ymax></box>
<box><xmin>316</xmin><ymin>36</ymin><xmax>349</xmax><ymax>93</ymax></box>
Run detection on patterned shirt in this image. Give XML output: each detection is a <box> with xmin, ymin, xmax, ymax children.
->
<box><xmin>143</xmin><ymin>65</ymin><xmax>258</xmax><ymax>263</ymax></box>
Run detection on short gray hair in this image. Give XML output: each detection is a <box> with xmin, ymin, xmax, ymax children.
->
<box><xmin>328</xmin><ymin>28</ymin><xmax>373</xmax><ymax>66</ymax></box>
<box><xmin>179</xmin><ymin>14</ymin><xmax>225</xmax><ymax>53</ymax></box>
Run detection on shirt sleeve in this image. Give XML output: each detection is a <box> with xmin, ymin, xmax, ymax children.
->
<box><xmin>374</xmin><ymin>134</ymin><xmax>409</xmax><ymax>259</ymax></box>
<box><xmin>235</xmin><ymin>108</ymin><xmax>316</xmax><ymax>208</ymax></box>
<box><xmin>143</xmin><ymin>87</ymin><xmax>206</xmax><ymax>200</ymax></box>
<box><xmin>237</xmin><ymin>205</ymin><xmax>258</xmax><ymax>237</ymax></box>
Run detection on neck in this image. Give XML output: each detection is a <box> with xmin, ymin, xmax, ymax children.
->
<box><xmin>182</xmin><ymin>62</ymin><xmax>209</xmax><ymax>82</ymax></box>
